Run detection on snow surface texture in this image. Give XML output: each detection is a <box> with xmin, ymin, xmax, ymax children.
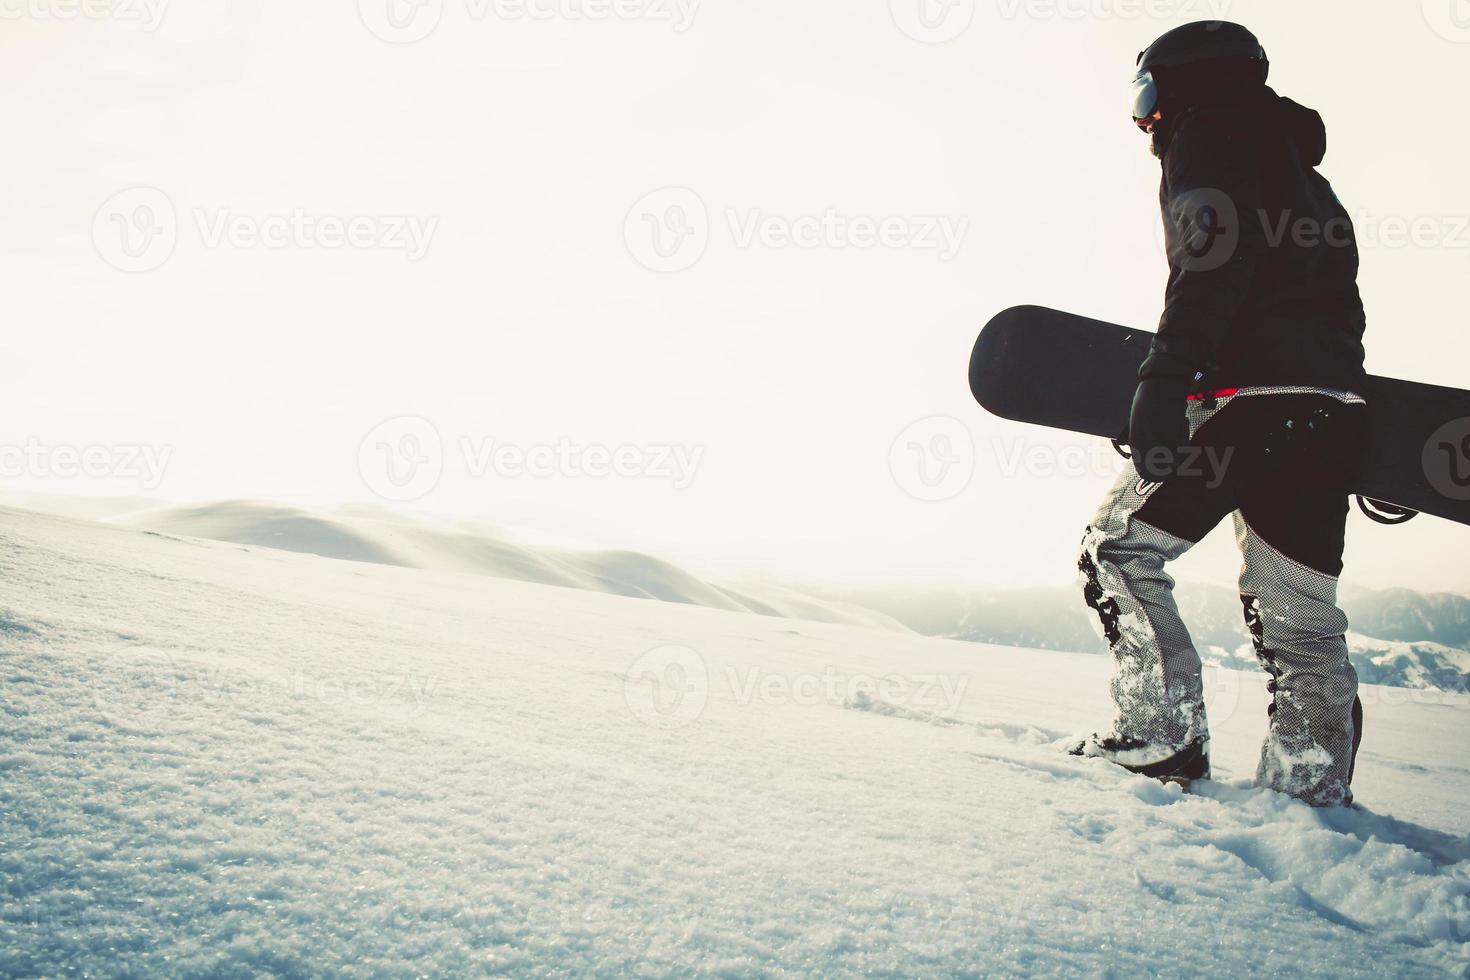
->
<box><xmin>4</xmin><ymin>506</ymin><xmax>1470</xmax><ymax>977</ymax></box>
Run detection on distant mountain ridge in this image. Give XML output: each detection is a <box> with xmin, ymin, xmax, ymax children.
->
<box><xmin>826</xmin><ymin>583</ymin><xmax>1470</xmax><ymax>693</ymax></box>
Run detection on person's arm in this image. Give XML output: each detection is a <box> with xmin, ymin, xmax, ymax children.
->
<box><xmin>1144</xmin><ymin>106</ymin><xmax>1268</xmax><ymax>380</ymax></box>
<box><xmin>1129</xmin><ymin>107</ymin><xmax>1267</xmax><ymax>480</ymax></box>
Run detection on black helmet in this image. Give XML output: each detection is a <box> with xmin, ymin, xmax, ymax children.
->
<box><xmin>1131</xmin><ymin>21</ymin><xmax>1268</xmax><ymax>123</ymax></box>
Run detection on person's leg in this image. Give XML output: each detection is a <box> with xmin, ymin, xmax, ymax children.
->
<box><xmin>1078</xmin><ymin>476</ymin><xmax>1221</xmax><ymax>756</ymax></box>
<box><xmin>1235</xmin><ymin>484</ymin><xmax>1360</xmax><ymax>806</ymax></box>
<box><xmin>1231</xmin><ymin>395</ymin><xmax>1366</xmax><ymax>806</ymax></box>
<box><xmin>1076</xmin><ymin>398</ymin><xmax>1245</xmax><ymax>764</ymax></box>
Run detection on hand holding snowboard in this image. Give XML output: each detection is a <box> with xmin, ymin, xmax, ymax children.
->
<box><xmin>1127</xmin><ymin>375</ymin><xmax>1193</xmax><ymax>482</ymax></box>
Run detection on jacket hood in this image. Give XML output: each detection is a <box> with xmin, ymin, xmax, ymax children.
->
<box><xmin>1271</xmin><ymin>92</ymin><xmax>1327</xmax><ymax>166</ymax></box>
<box><xmin>1152</xmin><ymin>88</ymin><xmax>1328</xmax><ymax>165</ymax></box>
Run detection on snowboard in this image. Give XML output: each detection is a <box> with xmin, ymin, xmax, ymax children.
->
<box><xmin>969</xmin><ymin>305</ymin><xmax>1470</xmax><ymax>527</ymax></box>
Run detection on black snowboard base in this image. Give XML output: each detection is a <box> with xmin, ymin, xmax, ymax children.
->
<box><xmin>969</xmin><ymin>305</ymin><xmax>1470</xmax><ymax>527</ymax></box>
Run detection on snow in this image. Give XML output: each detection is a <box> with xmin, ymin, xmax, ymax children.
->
<box><xmin>4</xmin><ymin>506</ymin><xmax>1470</xmax><ymax>977</ymax></box>
<box><xmin>104</xmin><ymin>499</ymin><xmax>912</xmax><ymax>633</ymax></box>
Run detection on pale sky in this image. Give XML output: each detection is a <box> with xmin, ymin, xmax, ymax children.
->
<box><xmin>2</xmin><ymin>0</ymin><xmax>1468</xmax><ymax>594</ymax></box>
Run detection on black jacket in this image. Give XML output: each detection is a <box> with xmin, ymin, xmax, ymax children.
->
<box><xmin>1145</xmin><ymin>87</ymin><xmax>1368</xmax><ymax>393</ymax></box>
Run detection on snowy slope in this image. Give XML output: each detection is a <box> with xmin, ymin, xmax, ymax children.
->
<box><xmin>109</xmin><ymin>500</ymin><xmax>909</xmax><ymax>633</ymax></box>
<box><xmin>3</xmin><ymin>506</ymin><xmax>1470</xmax><ymax>977</ymax></box>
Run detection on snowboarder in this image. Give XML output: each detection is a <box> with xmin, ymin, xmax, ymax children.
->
<box><xmin>1070</xmin><ymin>21</ymin><xmax>1369</xmax><ymax>806</ymax></box>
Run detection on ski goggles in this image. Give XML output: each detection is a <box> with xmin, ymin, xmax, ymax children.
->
<box><xmin>1130</xmin><ymin>69</ymin><xmax>1159</xmax><ymax>126</ymax></box>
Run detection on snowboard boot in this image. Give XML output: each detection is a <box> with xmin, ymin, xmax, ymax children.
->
<box><xmin>1067</xmin><ymin>734</ymin><xmax>1211</xmax><ymax>789</ymax></box>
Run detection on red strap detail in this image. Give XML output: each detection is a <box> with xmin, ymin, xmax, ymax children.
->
<box><xmin>1187</xmin><ymin>387</ymin><xmax>1239</xmax><ymax>402</ymax></box>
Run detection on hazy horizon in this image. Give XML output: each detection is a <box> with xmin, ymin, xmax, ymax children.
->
<box><xmin>4</xmin><ymin>0</ymin><xmax>1468</xmax><ymax>595</ymax></box>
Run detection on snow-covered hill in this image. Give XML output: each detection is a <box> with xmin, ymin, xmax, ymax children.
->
<box><xmin>3</xmin><ymin>505</ymin><xmax>1470</xmax><ymax>976</ymax></box>
<box><xmin>108</xmin><ymin>500</ymin><xmax>909</xmax><ymax>633</ymax></box>
<box><xmin>15</xmin><ymin>495</ymin><xmax>1469</xmax><ymax>694</ymax></box>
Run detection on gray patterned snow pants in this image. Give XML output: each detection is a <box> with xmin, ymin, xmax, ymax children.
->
<box><xmin>1079</xmin><ymin>388</ymin><xmax>1368</xmax><ymax>806</ymax></box>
